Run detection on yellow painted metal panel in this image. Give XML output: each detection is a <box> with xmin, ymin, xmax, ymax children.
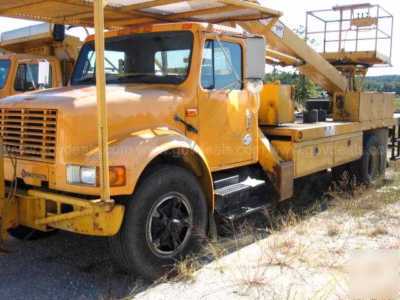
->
<box><xmin>94</xmin><ymin>0</ymin><xmax>112</xmax><ymax>203</ymax></box>
<box><xmin>271</xmin><ymin>132</ymin><xmax>363</xmax><ymax>179</ymax></box>
<box><xmin>271</xmin><ymin>140</ymin><xmax>293</xmax><ymax>162</ymax></box>
<box><xmin>264</xmin><ymin>117</ymin><xmax>396</xmax><ymax>144</ymax></box>
<box><xmin>258</xmin><ymin>129</ymin><xmax>293</xmax><ymax>200</ymax></box>
<box><xmin>259</xmin><ymin>83</ymin><xmax>295</xmax><ymax>125</ymax></box>
<box><xmin>196</xmin><ymin>34</ymin><xmax>258</xmax><ymax>169</ymax></box>
<box><xmin>322</xmin><ymin>51</ymin><xmax>390</xmax><ymax>66</ymax></box>
<box><xmin>295</xmin><ymin>141</ymin><xmax>334</xmax><ymax>178</ymax></box>
<box><xmin>334</xmin><ymin>92</ymin><xmax>395</xmax><ymax>122</ymax></box>
<box><xmin>0</xmin><ymin>1</ymin><xmax>281</xmax><ymax>28</ymax></box>
<box><xmin>11</xmin><ymin>190</ymin><xmax>125</xmax><ymax>236</ymax></box>
<box><xmin>333</xmin><ymin>133</ymin><xmax>363</xmax><ymax>166</ymax></box>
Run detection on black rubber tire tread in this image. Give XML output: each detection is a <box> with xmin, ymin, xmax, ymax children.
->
<box><xmin>108</xmin><ymin>230</ymin><xmax>130</xmax><ymax>273</ymax></box>
<box><xmin>378</xmin><ymin>143</ymin><xmax>387</xmax><ymax>177</ymax></box>
<box><xmin>357</xmin><ymin>134</ymin><xmax>382</xmax><ymax>185</ymax></box>
<box><xmin>109</xmin><ymin>165</ymin><xmax>208</xmax><ymax>281</ymax></box>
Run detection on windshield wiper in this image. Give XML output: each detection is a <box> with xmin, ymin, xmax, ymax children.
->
<box><xmin>76</xmin><ymin>76</ymin><xmax>96</xmax><ymax>84</ymax></box>
<box><xmin>118</xmin><ymin>73</ymin><xmax>153</xmax><ymax>79</ymax></box>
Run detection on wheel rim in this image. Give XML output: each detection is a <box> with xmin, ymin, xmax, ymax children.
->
<box><xmin>146</xmin><ymin>192</ymin><xmax>193</xmax><ymax>258</ymax></box>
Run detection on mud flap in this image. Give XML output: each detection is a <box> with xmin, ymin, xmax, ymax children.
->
<box><xmin>275</xmin><ymin>161</ymin><xmax>294</xmax><ymax>201</ymax></box>
<box><xmin>258</xmin><ymin>129</ymin><xmax>294</xmax><ymax>201</ymax></box>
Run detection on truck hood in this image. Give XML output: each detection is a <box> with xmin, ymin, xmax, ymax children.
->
<box><xmin>0</xmin><ymin>84</ymin><xmax>186</xmax><ymax>113</ymax></box>
<box><xmin>0</xmin><ymin>84</ymin><xmax>189</xmax><ymax>161</ymax></box>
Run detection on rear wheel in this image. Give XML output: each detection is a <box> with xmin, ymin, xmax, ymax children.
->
<box><xmin>356</xmin><ymin>134</ymin><xmax>386</xmax><ymax>185</ymax></box>
<box><xmin>109</xmin><ymin>165</ymin><xmax>208</xmax><ymax>281</ymax></box>
<box><xmin>332</xmin><ymin>133</ymin><xmax>387</xmax><ymax>187</ymax></box>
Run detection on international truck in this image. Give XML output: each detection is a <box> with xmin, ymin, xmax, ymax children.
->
<box><xmin>0</xmin><ymin>0</ymin><xmax>397</xmax><ymax>280</ymax></box>
<box><xmin>0</xmin><ymin>23</ymin><xmax>81</xmax><ymax>99</ymax></box>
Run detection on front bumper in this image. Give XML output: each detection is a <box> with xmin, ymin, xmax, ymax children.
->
<box><xmin>0</xmin><ymin>189</ymin><xmax>125</xmax><ymax>240</ymax></box>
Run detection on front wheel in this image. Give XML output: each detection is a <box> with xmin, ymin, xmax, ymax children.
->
<box><xmin>109</xmin><ymin>165</ymin><xmax>208</xmax><ymax>281</ymax></box>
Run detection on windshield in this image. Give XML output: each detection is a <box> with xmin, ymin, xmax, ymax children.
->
<box><xmin>71</xmin><ymin>31</ymin><xmax>193</xmax><ymax>86</ymax></box>
<box><xmin>0</xmin><ymin>59</ymin><xmax>11</xmax><ymax>89</ymax></box>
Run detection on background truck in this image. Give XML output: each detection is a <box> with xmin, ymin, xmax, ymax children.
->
<box><xmin>0</xmin><ymin>23</ymin><xmax>81</xmax><ymax>98</ymax></box>
<box><xmin>0</xmin><ymin>0</ymin><xmax>397</xmax><ymax>281</ymax></box>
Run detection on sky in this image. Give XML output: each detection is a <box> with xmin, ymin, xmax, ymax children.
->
<box><xmin>0</xmin><ymin>0</ymin><xmax>398</xmax><ymax>76</ymax></box>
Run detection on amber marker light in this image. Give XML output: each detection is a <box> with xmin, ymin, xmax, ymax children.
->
<box><xmin>109</xmin><ymin>166</ymin><xmax>126</xmax><ymax>187</ymax></box>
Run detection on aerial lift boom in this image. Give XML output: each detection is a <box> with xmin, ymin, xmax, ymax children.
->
<box><xmin>242</xmin><ymin>20</ymin><xmax>349</xmax><ymax>95</ymax></box>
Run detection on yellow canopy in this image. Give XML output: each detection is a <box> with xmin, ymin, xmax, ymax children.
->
<box><xmin>0</xmin><ymin>0</ymin><xmax>281</xmax><ymax>28</ymax></box>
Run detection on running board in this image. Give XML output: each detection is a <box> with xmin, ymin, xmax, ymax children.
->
<box><xmin>214</xmin><ymin>177</ymin><xmax>267</xmax><ymax>221</ymax></box>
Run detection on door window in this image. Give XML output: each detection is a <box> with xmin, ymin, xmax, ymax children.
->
<box><xmin>14</xmin><ymin>61</ymin><xmax>53</xmax><ymax>92</ymax></box>
<box><xmin>201</xmin><ymin>40</ymin><xmax>242</xmax><ymax>90</ymax></box>
<box><xmin>0</xmin><ymin>59</ymin><xmax>10</xmax><ymax>89</ymax></box>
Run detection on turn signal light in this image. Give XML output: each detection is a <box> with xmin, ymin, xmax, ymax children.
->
<box><xmin>67</xmin><ymin>165</ymin><xmax>126</xmax><ymax>187</ymax></box>
<box><xmin>109</xmin><ymin>166</ymin><xmax>126</xmax><ymax>187</ymax></box>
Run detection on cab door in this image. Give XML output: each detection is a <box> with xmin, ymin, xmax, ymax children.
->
<box><xmin>13</xmin><ymin>60</ymin><xmax>55</xmax><ymax>94</ymax></box>
<box><xmin>197</xmin><ymin>37</ymin><xmax>257</xmax><ymax>170</ymax></box>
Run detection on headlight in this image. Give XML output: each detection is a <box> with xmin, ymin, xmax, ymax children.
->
<box><xmin>80</xmin><ymin>167</ymin><xmax>97</xmax><ymax>185</ymax></box>
<box><xmin>66</xmin><ymin>165</ymin><xmax>97</xmax><ymax>186</ymax></box>
<box><xmin>66</xmin><ymin>165</ymin><xmax>126</xmax><ymax>187</ymax></box>
<box><xmin>66</xmin><ymin>165</ymin><xmax>82</xmax><ymax>184</ymax></box>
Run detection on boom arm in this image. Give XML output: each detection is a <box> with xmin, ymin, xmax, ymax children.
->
<box><xmin>241</xmin><ymin>20</ymin><xmax>348</xmax><ymax>95</ymax></box>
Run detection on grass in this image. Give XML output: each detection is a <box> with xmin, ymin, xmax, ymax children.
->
<box><xmin>172</xmin><ymin>256</ymin><xmax>200</xmax><ymax>283</ymax></box>
<box><xmin>328</xmin><ymin>164</ymin><xmax>400</xmax><ymax>217</ymax></box>
<box><xmin>155</xmin><ymin>163</ymin><xmax>400</xmax><ymax>299</ymax></box>
<box><xmin>327</xmin><ymin>223</ymin><xmax>341</xmax><ymax>237</ymax></box>
<box><xmin>368</xmin><ymin>226</ymin><xmax>388</xmax><ymax>238</ymax></box>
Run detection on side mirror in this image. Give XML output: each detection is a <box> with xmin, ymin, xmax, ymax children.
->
<box><xmin>245</xmin><ymin>37</ymin><xmax>266</xmax><ymax>81</ymax></box>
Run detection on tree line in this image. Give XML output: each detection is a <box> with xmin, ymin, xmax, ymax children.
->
<box><xmin>363</xmin><ymin>75</ymin><xmax>400</xmax><ymax>94</ymax></box>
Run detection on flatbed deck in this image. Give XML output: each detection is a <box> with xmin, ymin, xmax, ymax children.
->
<box><xmin>264</xmin><ymin>118</ymin><xmax>396</xmax><ymax>142</ymax></box>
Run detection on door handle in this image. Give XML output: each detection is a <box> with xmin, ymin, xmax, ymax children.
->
<box><xmin>174</xmin><ymin>115</ymin><xmax>198</xmax><ymax>134</ymax></box>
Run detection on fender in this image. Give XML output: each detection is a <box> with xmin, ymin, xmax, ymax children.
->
<box><xmin>84</xmin><ymin>127</ymin><xmax>215</xmax><ymax>208</ymax></box>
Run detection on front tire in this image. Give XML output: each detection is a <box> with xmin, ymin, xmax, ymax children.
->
<box><xmin>109</xmin><ymin>165</ymin><xmax>208</xmax><ymax>281</ymax></box>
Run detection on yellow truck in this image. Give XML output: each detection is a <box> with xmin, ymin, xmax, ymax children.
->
<box><xmin>0</xmin><ymin>1</ymin><xmax>397</xmax><ymax>280</ymax></box>
<box><xmin>0</xmin><ymin>23</ymin><xmax>81</xmax><ymax>98</ymax></box>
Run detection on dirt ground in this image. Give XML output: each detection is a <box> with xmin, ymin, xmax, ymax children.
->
<box><xmin>136</xmin><ymin>166</ymin><xmax>400</xmax><ymax>300</ymax></box>
<box><xmin>1</xmin><ymin>164</ymin><xmax>399</xmax><ymax>300</ymax></box>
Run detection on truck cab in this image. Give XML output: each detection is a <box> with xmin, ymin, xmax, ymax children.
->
<box><xmin>0</xmin><ymin>23</ymin><xmax>81</xmax><ymax>99</ymax></box>
<box><xmin>0</xmin><ymin>53</ymin><xmax>62</xmax><ymax>98</ymax></box>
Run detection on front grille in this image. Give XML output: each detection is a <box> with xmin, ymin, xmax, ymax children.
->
<box><xmin>0</xmin><ymin>108</ymin><xmax>57</xmax><ymax>162</ymax></box>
